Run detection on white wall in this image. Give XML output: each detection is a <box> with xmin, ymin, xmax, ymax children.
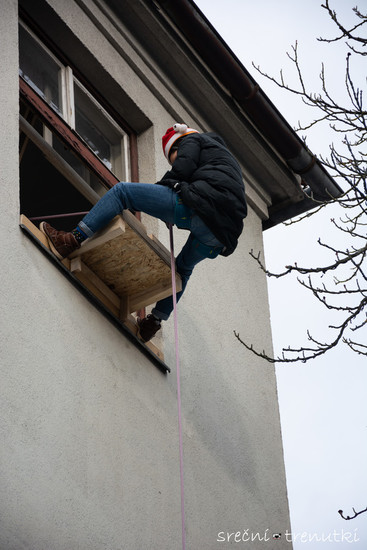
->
<box><xmin>0</xmin><ymin>1</ymin><xmax>292</xmax><ymax>548</ymax></box>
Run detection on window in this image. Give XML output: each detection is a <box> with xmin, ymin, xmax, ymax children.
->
<box><xmin>19</xmin><ymin>23</ymin><xmax>64</xmax><ymax>116</ymax></box>
<box><xmin>19</xmin><ymin>20</ymin><xmax>131</xmax><ymax>225</ymax></box>
<box><xmin>19</xmin><ymin>21</ymin><xmax>129</xmax><ymax>189</ymax></box>
<box><xmin>19</xmin><ymin>19</ymin><xmax>177</xmax><ymax>370</ymax></box>
<box><xmin>74</xmin><ymin>81</ymin><xmax>130</xmax><ymax>180</ymax></box>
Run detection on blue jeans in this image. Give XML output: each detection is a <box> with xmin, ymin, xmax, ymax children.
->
<box><xmin>79</xmin><ymin>182</ymin><xmax>223</xmax><ymax>320</ymax></box>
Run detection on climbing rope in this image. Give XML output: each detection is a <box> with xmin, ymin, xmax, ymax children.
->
<box><xmin>169</xmin><ymin>224</ymin><xmax>186</xmax><ymax>550</ymax></box>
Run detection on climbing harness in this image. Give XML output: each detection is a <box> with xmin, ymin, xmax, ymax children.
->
<box><xmin>169</xmin><ymin>224</ymin><xmax>186</xmax><ymax>550</ymax></box>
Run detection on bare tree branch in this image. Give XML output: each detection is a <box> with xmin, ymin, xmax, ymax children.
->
<box><xmin>338</xmin><ymin>506</ymin><xmax>367</xmax><ymax>520</ymax></box>
<box><xmin>319</xmin><ymin>1</ymin><xmax>367</xmax><ymax>54</ymax></box>
<box><xmin>236</xmin><ymin>2</ymin><xmax>366</xmax><ymax>364</ymax></box>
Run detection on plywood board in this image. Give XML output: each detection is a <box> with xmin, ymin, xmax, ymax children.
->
<box><xmin>70</xmin><ymin>214</ymin><xmax>181</xmax><ymax>312</ymax></box>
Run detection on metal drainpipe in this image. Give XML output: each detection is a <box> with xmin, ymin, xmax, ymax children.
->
<box><xmin>156</xmin><ymin>0</ymin><xmax>343</xmax><ymax>199</ymax></box>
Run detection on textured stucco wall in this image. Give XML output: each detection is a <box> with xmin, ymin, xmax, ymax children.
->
<box><xmin>0</xmin><ymin>1</ymin><xmax>292</xmax><ymax>549</ymax></box>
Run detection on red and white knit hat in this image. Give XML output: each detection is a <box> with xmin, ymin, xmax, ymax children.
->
<box><xmin>162</xmin><ymin>123</ymin><xmax>199</xmax><ymax>160</ymax></box>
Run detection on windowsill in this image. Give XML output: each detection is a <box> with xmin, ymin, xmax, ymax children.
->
<box><xmin>20</xmin><ymin>214</ymin><xmax>180</xmax><ymax>373</ymax></box>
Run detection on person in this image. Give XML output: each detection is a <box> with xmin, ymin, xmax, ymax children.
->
<box><xmin>40</xmin><ymin>123</ymin><xmax>247</xmax><ymax>342</ymax></box>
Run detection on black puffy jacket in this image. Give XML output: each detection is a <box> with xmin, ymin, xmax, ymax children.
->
<box><xmin>157</xmin><ymin>132</ymin><xmax>247</xmax><ymax>256</ymax></box>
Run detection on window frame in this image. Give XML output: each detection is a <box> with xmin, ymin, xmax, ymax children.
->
<box><xmin>20</xmin><ymin>76</ymin><xmax>121</xmax><ymax>189</ymax></box>
<box><xmin>19</xmin><ymin>19</ymin><xmax>139</xmax><ymax>185</ymax></box>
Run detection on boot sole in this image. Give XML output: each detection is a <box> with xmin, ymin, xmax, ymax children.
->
<box><xmin>137</xmin><ymin>326</ymin><xmax>149</xmax><ymax>343</ymax></box>
<box><xmin>39</xmin><ymin>222</ymin><xmax>64</xmax><ymax>260</ymax></box>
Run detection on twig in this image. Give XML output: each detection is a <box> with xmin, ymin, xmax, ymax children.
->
<box><xmin>338</xmin><ymin>506</ymin><xmax>367</xmax><ymax>520</ymax></box>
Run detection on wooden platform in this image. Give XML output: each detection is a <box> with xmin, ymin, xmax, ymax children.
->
<box><xmin>20</xmin><ymin>213</ymin><xmax>181</xmax><ymax>362</ymax></box>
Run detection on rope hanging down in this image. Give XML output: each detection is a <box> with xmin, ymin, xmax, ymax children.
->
<box><xmin>169</xmin><ymin>224</ymin><xmax>186</xmax><ymax>550</ymax></box>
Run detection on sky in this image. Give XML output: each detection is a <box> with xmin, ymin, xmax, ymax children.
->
<box><xmin>194</xmin><ymin>1</ymin><xmax>367</xmax><ymax>548</ymax></box>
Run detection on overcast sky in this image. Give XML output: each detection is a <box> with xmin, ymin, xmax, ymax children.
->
<box><xmin>194</xmin><ymin>1</ymin><xmax>367</xmax><ymax>547</ymax></box>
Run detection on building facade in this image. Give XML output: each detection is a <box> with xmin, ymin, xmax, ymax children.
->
<box><xmin>1</xmin><ymin>0</ymin><xmax>341</xmax><ymax>548</ymax></box>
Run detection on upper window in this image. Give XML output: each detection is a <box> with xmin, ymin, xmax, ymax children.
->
<box><xmin>19</xmin><ymin>21</ymin><xmax>129</xmax><ymax>184</ymax></box>
<box><xmin>19</xmin><ymin>23</ymin><xmax>63</xmax><ymax>116</ymax></box>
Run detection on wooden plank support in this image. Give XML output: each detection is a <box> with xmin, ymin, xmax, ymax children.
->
<box><xmin>129</xmin><ymin>277</ymin><xmax>181</xmax><ymax>312</ymax></box>
<box><xmin>70</xmin><ymin>257</ymin><xmax>120</xmax><ymax>317</ymax></box>
<box><xmin>19</xmin><ymin>215</ymin><xmax>181</xmax><ymax>311</ymax></box>
<box><xmin>69</xmin><ymin>216</ymin><xmax>126</xmax><ymax>258</ymax></box>
<box><xmin>70</xmin><ymin>215</ymin><xmax>181</xmax><ymax>309</ymax></box>
<box><xmin>19</xmin><ymin>214</ymin><xmax>70</xmax><ymax>269</ymax></box>
<box><xmin>19</xmin><ymin>215</ymin><xmax>182</xmax><ymax>365</ymax></box>
<box><xmin>119</xmin><ymin>295</ymin><xmax>130</xmax><ymax>321</ymax></box>
<box><xmin>20</xmin><ymin>213</ymin><xmax>49</xmax><ymax>248</ymax></box>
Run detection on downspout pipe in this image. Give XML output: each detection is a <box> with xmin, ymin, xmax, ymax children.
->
<box><xmin>156</xmin><ymin>0</ymin><xmax>343</xmax><ymax>200</ymax></box>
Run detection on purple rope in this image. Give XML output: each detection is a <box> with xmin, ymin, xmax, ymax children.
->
<box><xmin>169</xmin><ymin>224</ymin><xmax>186</xmax><ymax>550</ymax></box>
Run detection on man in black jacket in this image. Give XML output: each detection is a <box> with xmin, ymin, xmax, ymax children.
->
<box><xmin>40</xmin><ymin>123</ymin><xmax>247</xmax><ymax>342</ymax></box>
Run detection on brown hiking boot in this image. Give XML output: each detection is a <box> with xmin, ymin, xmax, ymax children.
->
<box><xmin>40</xmin><ymin>222</ymin><xmax>80</xmax><ymax>260</ymax></box>
<box><xmin>137</xmin><ymin>314</ymin><xmax>162</xmax><ymax>342</ymax></box>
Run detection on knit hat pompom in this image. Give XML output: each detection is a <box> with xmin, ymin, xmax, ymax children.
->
<box><xmin>173</xmin><ymin>123</ymin><xmax>188</xmax><ymax>133</ymax></box>
<box><xmin>162</xmin><ymin>123</ymin><xmax>199</xmax><ymax>160</ymax></box>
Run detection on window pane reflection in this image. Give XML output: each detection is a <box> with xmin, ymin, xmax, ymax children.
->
<box><xmin>74</xmin><ymin>83</ymin><xmax>124</xmax><ymax>178</ymax></box>
<box><xmin>19</xmin><ymin>25</ymin><xmax>63</xmax><ymax>116</ymax></box>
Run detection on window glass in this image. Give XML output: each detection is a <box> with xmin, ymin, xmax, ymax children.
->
<box><xmin>53</xmin><ymin>135</ymin><xmax>107</xmax><ymax>197</ymax></box>
<box><xmin>19</xmin><ymin>21</ymin><xmax>129</xmax><ymax>184</ymax></box>
<box><xmin>74</xmin><ymin>83</ymin><xmax>125</xmax><ymax>179</ymax></box>
<box><xmin>19</xmin><ymin>24</ymin><xmax>63</xmax><ymax>116</ymax></box>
